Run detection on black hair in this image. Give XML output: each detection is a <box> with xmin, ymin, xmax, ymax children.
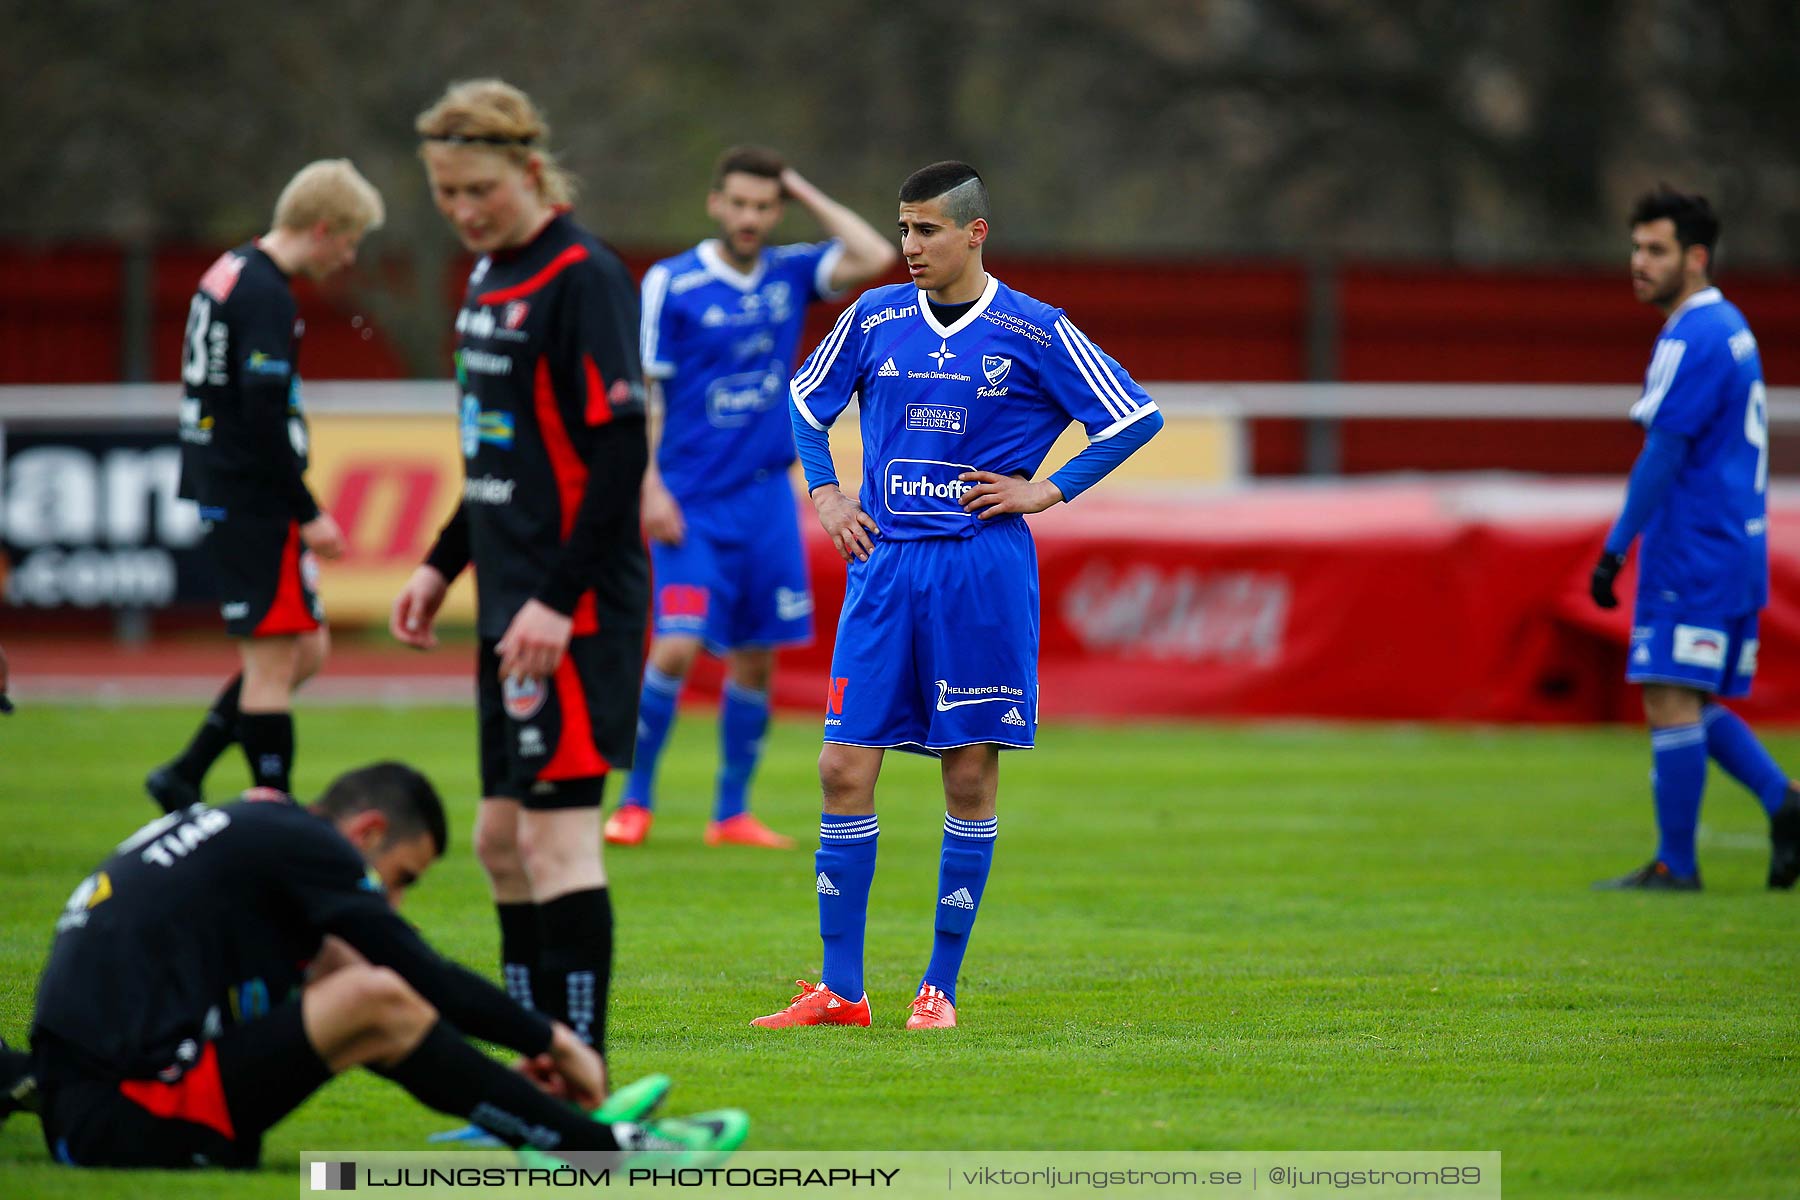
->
<box><xmin>1630</xmin><ymin>185</ymin><xmax>1720</xmax><ymax>261</ymax></box>
<box><xmin>313</xmin><ymin>762</ymin><xmax>448</xmax><ymax>857</ymax></box>
<box><xmin>713</xmin><ymin>145</ymin><xmax>786</xmax><ymax>188</ymax></box>
<box><xmin>899</xmin><ymin>161</ymin><xmax>990</xmax><ymax>227</ymax></box>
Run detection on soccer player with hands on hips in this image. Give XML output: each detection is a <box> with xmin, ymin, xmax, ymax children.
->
<box><xmin>752</xmin><ymin>162</ymin><xmax>1163</xmax><ymax>1031</ymax></box>
<box><xmin>1590</xmin><ymin>186</ymin><xmax>1800</xmax><ymax>892</ymax></box>
<box><xmin>146</xmin><ymin>161</ymin><xmax>383</xmax><ymax>812</ymax></box>
<box><xmin>390</xmin><ymin>81</ymin><xmax>649</xmax><ymax>1074</ymax></box>
<box><xmin>605</xmin><ymin>146</ymin><xmax>896</xmax><ymax>850</ymax></box>
<box><xmin>14</xmin><ymin>764</ymin><xmax>745</xmax><ymax>1168</ymax></box>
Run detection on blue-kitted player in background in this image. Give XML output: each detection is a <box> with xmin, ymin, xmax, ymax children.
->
<box><xmin>752</xmin><ymin>162</ymin><xmax>1163</xmax><ymax>1030</ymax></box>
<box><xmin>605</xmin><ymin>147</ymin><xmax>896</xmax><ymax>850</ymax></box>
<box><xmin>1591</xmin><ymin>186</ymin><xmax>1800</xmax><ymax>891</ymax></box>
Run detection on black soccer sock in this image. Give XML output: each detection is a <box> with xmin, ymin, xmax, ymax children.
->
<box><xmin>172</xmin><ymin>674</ymin><xmax>243</xmax><ymax>782</ymax></box>
<box><xmin>497</xmin><ymin>901</ymin><xmax>540</xmax><ymax>1011</ymax></box>
<box><xmin>377</xmin><ymin>1021</ymin><xmax>618</xmax><ymax>1152</ymax></box>
<box><xmin>238</xmin><ymin>710</ymin><xmax>294</xmax><ymax>793</ymax></box>
<box><xmin>535</xmin><ymin>889</ymin><xmax>613</xmax><ymax>1050</ymax></box>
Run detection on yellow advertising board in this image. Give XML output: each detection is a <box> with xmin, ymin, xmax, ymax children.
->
<box><xmin>819</xmin><ymin>409</ymin><xmax>1239</xmax><ymax>498</ymax></box>
<box><xmin>306</xmin><ymin>414</ymin><xmax>478</xmax><ymax>624</ymax></box>
<box><xmin>304</xmin><ymin>407</ymin><xmax>1237</xmax><ymax>625</ymax></box>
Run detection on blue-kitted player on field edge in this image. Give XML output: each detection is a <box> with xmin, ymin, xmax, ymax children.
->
<box><xmin>751</xmin><ymin>162</ymin><xmax>1163</xmax><ymax>1030</ymax></box>
<box><xmin>604</xmin><ymin>147</ymin><xmax>897</xmax><ymax>850</ymax></box>
<box><xmin>1591</xmin><ymin>186</ymin><xmax>1800</xmax><ymax>891</ymax></box>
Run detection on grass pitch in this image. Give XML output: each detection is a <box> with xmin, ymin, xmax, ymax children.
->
<box><xmin>1</xmin><ymin>704</ymin><xmax>1797</xmax><ymax>1198</ymax></box>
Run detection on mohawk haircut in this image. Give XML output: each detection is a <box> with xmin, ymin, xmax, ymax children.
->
<box><xmin>1631</xmin><ymin>185</ymin><xmax>1721</xmax><ymax>266</ymax></box>
<box><xmin>314</xmin><ymin>762</ymin><xmax>449</xmax><ymax>857</ymax></box>
<box><xmin>899</xmin><ymin>161</ymin><xmax>990</xmax><ymax>227</ymax></box>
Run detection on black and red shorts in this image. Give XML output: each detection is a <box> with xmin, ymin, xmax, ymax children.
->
<box><xmin>203</xmin><ymin>513</ymin><xmax>324</xmax><ymax>638</ymax></box>
<box><xmin>35</xmin><ymin>1002</ymin><xmax>329</xmax><ymax>1169</ymax></box>
<box><xmin>477</xmin><ymin>629</ymin><xmax>642</xmax><ymax>809</ymax></box>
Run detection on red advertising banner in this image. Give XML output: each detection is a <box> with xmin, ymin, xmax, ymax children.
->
<box><xmin>747</xmin><ymin>481</ymin><xmax>1800</xmax><ymax>726</ymax></box>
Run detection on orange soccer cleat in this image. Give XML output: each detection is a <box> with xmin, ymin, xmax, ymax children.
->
<box><xmin>604</xmin><ymin>804</ymin><xmax>653</xmax><ymax>846</ymax></box>
<box><xmin>749</xmin><ymin>980</ymin><xmax>870</xmax><ymax>1029</ymax></box>
<box><xmin>905</xmin><ymin>985</ymin><xmax>957</xmax><ymax>1030</ymax></box>
<box><xmin>705</xmin><ymin>813</ymin><xmax>796</xmax><ymax>849</ymax></box>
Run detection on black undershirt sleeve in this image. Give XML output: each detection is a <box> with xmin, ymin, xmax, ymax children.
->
<box><xmin>533</xmin><ymin>251</ymin><xmax>648</xmax><ymax>616</ymax></box>
<box><xmin>276</xmin><ymin>811</ymin><xmax>553</xmax><ymax>1056</ymax></box>
<box><xmin>535</xmin><ymin>414</ymin><xmax>648</xmax><ymax>615</ymax></box>
<box><xmin>235</xmin><ymin>294</ymin><xmax>319</xmax><ymax>522</ymax></box>
<box><xmin>423</xmin><ymin>502</ymin><xmax>471</xmax><ymax>580</ymax></box>
<box><xmin>330</xmin><ymin>904</ymin><xmax>555</xmax><ymax>1056</ymax></box>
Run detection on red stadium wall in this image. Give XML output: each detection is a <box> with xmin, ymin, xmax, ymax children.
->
<box><xmin>5</xmin><ymin>243</ymin><xmax>1798</xmax><ymax>478</ymax></box>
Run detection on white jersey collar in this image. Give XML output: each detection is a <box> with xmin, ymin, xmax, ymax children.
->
<box><xmin>1662</xmin><ymin>285</ymin><xmax>1722</xmax><ymax>332</ymax></box>
<box><xmin>918</xmin><ymin>274</ymin><xmax>999</xmax><ymax>338</ymax></box>
<box><xmin>697</xmin><ymin>239</ymin><xmax>766</xmax><ymax>292</ymax></box>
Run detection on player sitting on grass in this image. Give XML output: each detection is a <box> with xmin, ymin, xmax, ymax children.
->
<box><xmin>8</xmin><ymin>763</ymin><xmax>745</xmax><ymax>1168</ymax></box>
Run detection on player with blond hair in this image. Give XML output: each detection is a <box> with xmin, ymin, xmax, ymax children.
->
<box><xmin>392</xmin><ymin>82</ymin><xmax>648</xmax><ymax>1077</ymax></box>
<box><xmin>147</xmin><ymin>159</ymin><xmax>384</xmax><ymax>812</ymax></box>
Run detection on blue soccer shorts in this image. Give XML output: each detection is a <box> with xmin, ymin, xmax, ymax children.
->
<box><xmin>1626</xmin><ymin>607</ymin><xmax>1759</xmax><ymax>698</ymax></box>
<box><xmin>823</xmin><ymin>518</ymin><xmax>1039</xmax><ymax>756</ymax></box>
<box><xmin>650</xmin><ymin>471</ymin><xmax>814</xmax><ymax>654</ymax></box>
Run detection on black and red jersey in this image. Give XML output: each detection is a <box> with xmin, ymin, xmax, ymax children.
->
<box><xmin>433</xmin><ymin>212</ymin><xmax>650</xmax><ymax>639</ymax></box>
<box><xmin>175</xmin><ymin>243</ymin><xmax>318</xmax><ymax>521</ymax></box>
<box><xmin>31</xmin><ymin>796</ymin><xmax>552</xmax><ymax>1078</ymax></box>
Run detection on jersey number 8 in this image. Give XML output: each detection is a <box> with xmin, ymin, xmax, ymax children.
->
<box><xmin>181</xmin><ymin>295</ymin><xmax>212</xmax><ymax>388</ymax></box>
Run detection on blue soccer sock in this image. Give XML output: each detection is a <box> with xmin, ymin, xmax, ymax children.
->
<box><xmin>714</xmin><ymin>681</ymin><xmax>771</xmax><ymax>822</ymax></box>
<box><xmin>1650</xmin><ymin>723</ymin><xmax>1708</xmax><ymax>878</ymax></box>
<box><xmin>1701</xmin><ymin>703</ymin><xmax>1790</xmax><ymax>817</ymax></box>
<box><xmin>622</xmin><ymin>666</ymin><xmax>682</xmax><ymax>811</ymax></box>
<box><xmin>921</xmin><ymin>815</ymin><xmax>998</xmax><ymax>1006</ymax></box>
<box><xmin>816</xmin><ymin>814</ymin><xmax>878</xmax><ymax>1001</ymax></box>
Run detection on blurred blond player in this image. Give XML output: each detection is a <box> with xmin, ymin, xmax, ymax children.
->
<box><xmin>605</xmin><ymin>147</ymin><xmax>895</xmax><ymax>849</ymax></box>
<box><xmin>147</xmin><ymin>161</ymin><xmax>383</xmax><ymax>810</ymax></box>
<box><xmin>391</xmin><ymin>80</ymin><xmax>648</xmax><ymax>1067</ymax></box>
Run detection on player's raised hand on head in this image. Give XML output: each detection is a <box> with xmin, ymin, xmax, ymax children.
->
<box><xmin>959</xmin><ymin>472</ymin><xmax>1063</xmax><ymax>519</ymax></box>
<box><xmin>641</xmin><ymin>475</ymin><xmax>686</xmax><ymax>545</ymax></box>
<box><xmin>390</xmin><ymin>566</ymin><xmax>449</xmax><ymax>650</ymax></box>
<box><xmin>301</xmin><ymin>512</ymin><xmax>346</xmax><ymax>560</ymax></box>
<box><xmin>1590</xmin><ymin>550</ymin><xmax>1625</xmax><ymax>610</ymax></box>
<box><xmin>497</xmin><ymin>599</ymin><xmax>573</xmax><ymax>681</ymax></box>
<box><xmin>811</xmin><ymin>484</ymin><xmax>880</xmax><ymax>563</ymax></box>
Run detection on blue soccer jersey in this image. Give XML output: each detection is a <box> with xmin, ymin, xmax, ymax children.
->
<box><xmin>789</xmin><ymin>276</ymin><xmax>1159</xmax><ymax>540</ymax></box>
<box><xmin>790</xmin><ymin>275</ymin><xmax>1158</xmax><ymax>754</ymax></box>
<box><xmin>640</xmin><ymin>238</ymin><xmax>844</xmax><ymax>502</ymax></box>
<box><xmin>1628</xmin><ymin>287</ymin><xmax>1769</xmax><ymax>616</ymax></box>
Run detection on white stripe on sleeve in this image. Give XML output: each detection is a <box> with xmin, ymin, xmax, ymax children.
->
<box><xmin>640</xmin><ymin>264</ymin><xmax>674</xmax><ymax>379</ymax></box>
<box><xmin>791</xmin><ymin>302</ymin><xmax>860</xmax><ymax>404</ymax></box>
<box><xmin>1054</xmin><ymin>317</ymin><xmax>1138</xmax><ymax>422</ymax></box>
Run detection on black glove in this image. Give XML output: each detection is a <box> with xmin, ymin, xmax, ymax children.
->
<box><xmin>1590</xmin><ymin>551</ymin><xmax>1626</xmax><ymax>610</ymax></box>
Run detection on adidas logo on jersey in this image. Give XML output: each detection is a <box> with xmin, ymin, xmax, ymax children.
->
<box><xmin>816</xmin><ymin>872</ymin><xmax>840</xmax><ymax>896</ymax></box>
<box><xmin>878</xmin><ymin>357</ymin><xmax>900</xmax><ymax>377</ymax></box>
<box><xmin>940</xmin><ymin>886</ymin><xmax>975</xmax><ymax>910</ymax></box>
<box><xmin>1001</xmin><ymin>706</ymin><xmax>1027</xmax><ymax>727</ymax></box>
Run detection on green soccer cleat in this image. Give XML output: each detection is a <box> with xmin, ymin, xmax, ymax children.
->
<box><xmin>595</xmin><ymin>1073</ymin><xmax>672</xmax><ymax>1123</ymax></box>
<box><xmin>492</xmin><ymin>1074</ymin><xmax>672</xmax><ymax>1159</ymax></box>
<box><xmin>619</xmin><ymin>1109</ymin><xmax>751</xmax><ymax>1168</ymax></box>
<box><xmin>516</xmin><ymin>1104</ymin><xmax>748</xmax><ymax>1172</ymax></box>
